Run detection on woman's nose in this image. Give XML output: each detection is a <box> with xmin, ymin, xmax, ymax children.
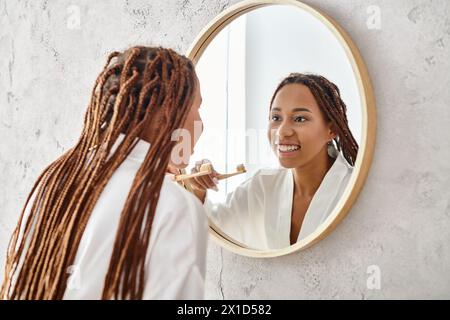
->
<box><xmin>277</xmin><ymin>121</ymin><xmax>294</xmax><ymax>139</ymax></box>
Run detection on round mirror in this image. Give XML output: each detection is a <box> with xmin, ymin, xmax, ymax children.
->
<box><xmin>185</xmin><ymin>0</ymin><xmax>376</xmax><ymax>257</ymax></box>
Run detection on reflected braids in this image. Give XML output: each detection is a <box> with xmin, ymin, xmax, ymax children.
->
<box><xmin>1</xmin><ymin>46</ymin><xmax>196</xmax><ymax>300</ymax></box>
<box><xmin>270</xmin><ymin>73</ymin><xmax>359</xmax><ymax>166</ymax></box>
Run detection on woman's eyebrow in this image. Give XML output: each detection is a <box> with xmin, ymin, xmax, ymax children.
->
<box><xmin>271</xmin><ymin>107</ymin><xmax>312</xmax><ymax>113</ymax></box>
<box><xmin>292</xmin><ymin>107</ymin><xmax>312</xmax><ymax>113</ymax></box>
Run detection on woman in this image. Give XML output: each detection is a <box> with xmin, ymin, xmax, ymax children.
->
<box><xmin>190</xmin><ymin>73</ymin><xmax>358</xmax><ymax>250</ymax></box>
<box><xmin>1</xmin><ymin>46</ymin><xmax>207</xmax><ymax>299</ymax></box>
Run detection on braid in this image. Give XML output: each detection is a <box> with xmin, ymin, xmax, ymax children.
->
<box><xmin>1</xmin><ymin>46</ymin><xmax>196</xmax><ymax>300</ymax></box>
<box><xmin>270</xmin><ymin>73</ymin><xmax>359</xmax><ymax>166</ymax></box>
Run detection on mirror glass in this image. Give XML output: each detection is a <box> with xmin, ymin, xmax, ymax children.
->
<box><xmin>189</xmin><ymin>4</ymin><xmax>362</xmax><ymax>250</ymax></box>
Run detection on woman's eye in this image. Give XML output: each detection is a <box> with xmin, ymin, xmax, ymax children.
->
<box><xmin>271</xmin><ymin>115</ymin><xmax>281</xmax><ymax>121</ymax></box>
<box><xmin>294</xmin><ymin>116</ymin><xmax>307</xmax><ymax>123</ymax></box>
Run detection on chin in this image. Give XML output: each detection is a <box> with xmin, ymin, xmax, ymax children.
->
<box><xmin>278</xmin><ymin>158</ymin><xmax>300</xmax><ymax>169</ymax></box>
<box><xmin>170</xmin><ymin>149</ymin><xmax>192</xmax><ymax>170</ymax></box>
<box><xmin>272</xmin><ymin>148</ymin><xmax>302</xmax><ymax>169</ymax></box>
<box><xmin>174</xmin><ymin>162</ymin><xmax>189</xmax><ymax>170</ymax></box>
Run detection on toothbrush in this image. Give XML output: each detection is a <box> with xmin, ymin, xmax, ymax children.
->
<box><xmin>174</xmin><ymin>163</ymin><xmax>213</xmax><ymax>182</ymax></box>
<box><xmin>216</xmin><ymin>164</ymin><xmax>247</xmax><ymax>180</ymax></box>
<box><xmin>174</xmin><ymin>164</ymin><xmax>246</xmax><ymax>182</ymax></box>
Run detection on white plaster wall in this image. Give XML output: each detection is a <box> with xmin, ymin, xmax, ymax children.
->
<box><xmin>0</xmin><ymin>0</ymin><xmax>449</xmax><ymax>299</ymax></box>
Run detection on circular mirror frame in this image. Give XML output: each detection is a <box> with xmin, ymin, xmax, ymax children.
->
<box><xmin>186</xmin><ymin>0</ymin><xmax>376</xmax><ymax>258</ymax></box>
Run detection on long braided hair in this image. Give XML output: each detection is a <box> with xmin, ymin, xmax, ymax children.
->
<box><xmin>270</xmin><ymin>73</ymin><xmax>359</xmax><ymax>166</ymax></box>
<box><xmin>1</xmin><ymin>46</ymin><xmax>197</xmax><ymax>300</ymax></box>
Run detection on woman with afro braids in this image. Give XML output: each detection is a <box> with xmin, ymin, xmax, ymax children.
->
<box><xmin>1</xmin><ymin>46</ymin><xmax>207</xmax><ymax>300</ymax></box>
<box><xmin>190</xmin><ymin>73</ymin><xmax>358</xmax><ymax>250</ymax></box>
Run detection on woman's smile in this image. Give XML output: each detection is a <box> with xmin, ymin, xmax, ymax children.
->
<box><xmin>276</xmin><ymin>141</ymin><xmax>301</xmax><ymax>158</ymax></box>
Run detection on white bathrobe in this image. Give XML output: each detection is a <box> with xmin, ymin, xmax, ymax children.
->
<box><xmin>204</xmin><ymin>151</ymin><xmax>353</xmax><ymax>250</ymax></box>
<box><xmin>16</xmin><ymin>134</ymin><xmax>209</xmax><ymax>300</ymax></box>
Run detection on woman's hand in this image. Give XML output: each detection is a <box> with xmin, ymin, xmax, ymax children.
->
<box><xmin>189</xmin><ymin>159</ymin><xmax>220</xmax><ymax>203</ymax></box>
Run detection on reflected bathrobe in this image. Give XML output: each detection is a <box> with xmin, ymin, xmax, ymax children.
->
<box><xmin>204</xmin><ymin>151</ymin><xmax>353</xmax><ymax>250</ymax></box>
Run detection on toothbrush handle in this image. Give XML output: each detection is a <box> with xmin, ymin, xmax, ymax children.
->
<box><xmin>174</xmin><ymin>170</ymin><xmax>211</xmax><ymax>182</ymax></box>
<box><xmin>217</xmin><ymin>171</ymin><xmax>245</xmax><ymax>180</ymax></box>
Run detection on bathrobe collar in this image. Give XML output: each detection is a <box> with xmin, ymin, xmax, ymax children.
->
<box><xmin>281</xmin><ymin>151</ymin><xmax>352</xmax><ymax>245</ymax></box>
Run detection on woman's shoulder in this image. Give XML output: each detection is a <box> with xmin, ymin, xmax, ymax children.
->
<box><xmin>160</xmin><ymin>175</ymin><xmax>204</xmax><ymax>209</ymax></box>
<box><xmin>255</xmin><ymin>166</ymin><xmax>289</xmax><ymax>176</ymax></box>
<box><xmin>157</xmin><ymin>175</ymin><xmax>208</xmax><ymax>231</ymax></box>
<box><xmin>234</xmin><ymin>167</ymin><xmax>290</xmax><ymax>194</ymax></box>
<box><xmin>251</xmin><ymin>167</ymin><xmax>291</xmax><ymax>184</ymax></box>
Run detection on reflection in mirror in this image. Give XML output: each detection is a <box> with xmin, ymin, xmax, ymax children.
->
<box><xmin>189</xmin><ymin>4</ymin><xmax>362</xmax><ymax>250</ymax></box>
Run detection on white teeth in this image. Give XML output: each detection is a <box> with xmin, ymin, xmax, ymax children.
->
<box><xmin>278</xmin><ymin>145</ymin><xmax>300</xmax><ymax>152</ymax></box>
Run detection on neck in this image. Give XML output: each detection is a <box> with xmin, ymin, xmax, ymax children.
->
<box><xmin>292</xmin><ymin>148</ymin><xmax>335</xmax><ymax>198</ymax></box>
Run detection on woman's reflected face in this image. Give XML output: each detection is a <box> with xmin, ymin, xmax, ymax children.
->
<box><xmin>268</xmin><ymin>84</ymin><xmax>336</xmax><ymax>169</ymax></box>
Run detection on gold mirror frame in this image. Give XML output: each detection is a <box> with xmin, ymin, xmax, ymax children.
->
<box><xmin>186</xmin><ymin>0</ymin><xmax>376</xmax><ymax>258</ymax></box>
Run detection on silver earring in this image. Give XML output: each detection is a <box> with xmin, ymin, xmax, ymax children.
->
<box><xmin>327</xmin><ymin>140</ymin><xmax>338</xmax><ymax>158</ymax></box>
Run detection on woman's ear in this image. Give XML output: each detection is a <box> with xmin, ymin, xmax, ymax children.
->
<box><xmin>328</xmin><ymin>122</ymin><xmax>338</xmax><ymax>140</ymax></box>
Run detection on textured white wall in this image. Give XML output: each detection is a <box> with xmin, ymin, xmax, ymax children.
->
<box><xmin>0</xmin><ymin>0</ymin><xmax>449</xmax><ymax>299</ymax></box>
